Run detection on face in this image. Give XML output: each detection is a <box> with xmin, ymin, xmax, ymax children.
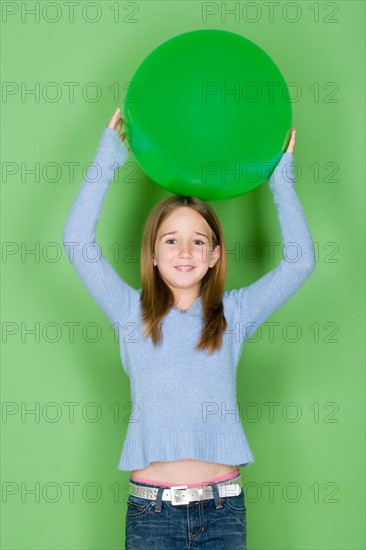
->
<box><xmin>152</xmin><ymin>207</ymin><xmax>220</xmax><ymax>304</ymax></box>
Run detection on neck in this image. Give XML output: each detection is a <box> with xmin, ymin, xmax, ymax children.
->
<box><xmin>174</xmin><ymin>295</ymin><xmax>199</xmax><ymax>311</ymax></box>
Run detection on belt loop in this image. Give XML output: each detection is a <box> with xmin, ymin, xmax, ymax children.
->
<box><xmin>211</xmin><ymin>482</ymin><xmax>223</xmax><ymax>509</ymax></box>
<box><xmin>154</xmin><ymin>486</ymin><xmax>164</xmax><ymax>513</ymax></box>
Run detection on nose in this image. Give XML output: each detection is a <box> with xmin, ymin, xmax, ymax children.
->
<box><xmin>178</xmin><ymin>242</ymin><xmax>193</xmax><ymax>258</ymax></box>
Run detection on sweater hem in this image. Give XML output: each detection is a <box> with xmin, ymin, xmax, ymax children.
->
<box><xmin>117</xmin><ymin>429</ymin><xmax>255</xmax><ymax>472</ymax></box>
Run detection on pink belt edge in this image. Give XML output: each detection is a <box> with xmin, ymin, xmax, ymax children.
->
<box><xmin>131</xmin><ymin>468</ymin><xmax>240</xmax><ymax>489</ymax></box>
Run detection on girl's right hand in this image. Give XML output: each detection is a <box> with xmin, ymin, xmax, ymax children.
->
<box><xmin>107</xmin><ymin>107</ymin><xmax>131</xmax><ymax>152</ymax></box>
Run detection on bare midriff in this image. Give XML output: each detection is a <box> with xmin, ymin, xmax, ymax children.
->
<box><xmin>131</xmin><ymin>458</ymin><xmax>239</xmax><ymax>485</ymax></box>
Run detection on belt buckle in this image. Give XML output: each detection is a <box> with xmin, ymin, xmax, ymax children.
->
<box><xmin>170</xmin><ymin>485</ymin><xmax>189</xmax><ymax>506</ymax></box>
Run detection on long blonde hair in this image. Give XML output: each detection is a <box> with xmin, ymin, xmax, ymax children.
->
<box><xmin>139</xmin><ymin>195</ymin><xmax>227</xmax><ymax>355</ymax></box>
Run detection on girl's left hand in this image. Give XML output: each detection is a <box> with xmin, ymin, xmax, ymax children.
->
<box><xmin>285</xmin><ymin>126</ymin><xmax>296</xmax><ymax>154</ymax></box>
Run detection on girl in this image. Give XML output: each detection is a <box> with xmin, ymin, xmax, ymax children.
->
<box><xmin>63</xmin><ymin>108</ymin><xmax>315</xmax><ymax>549</ymax></box>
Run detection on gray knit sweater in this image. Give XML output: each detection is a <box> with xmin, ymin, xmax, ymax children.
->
<box><xmin>63</xmin><ymin>127</ymin><xmax>316</xmax><ymax>471</ymax></box>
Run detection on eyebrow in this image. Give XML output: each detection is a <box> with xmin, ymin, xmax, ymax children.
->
<box><xmin>160</xmin><ymin>231</ymin><xmax>209</xmax><ymax>240</ymax></box>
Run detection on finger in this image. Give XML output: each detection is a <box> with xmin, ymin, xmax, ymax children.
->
<box><xmin>285</xmin><ymin>129</ymin><xmax>295</xmax><ymax>154</ymax></box>
<box><xmin>115</xmin><ymin>116</ymin><xmax>124</xmax><ymax>133</ymax></box>
<box><xmin>291</xmin><ymin>128</ymin><xmax>296</xmax><ymax>146</ymax></box>
<box><xmin>107</xmin><ymin>107</ymin><xmax>120</xmax><ymax>129</ymax></box>
<box><xmin>288</xmin><ymin>127</ymin><xmax>296</xmax><ymax>145</ymax></box>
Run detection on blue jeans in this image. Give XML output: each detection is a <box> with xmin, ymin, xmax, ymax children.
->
<box><xmin>125</xmin><ymin>477</ymin><xmax>247</xmax><ymax>549</ymax></box>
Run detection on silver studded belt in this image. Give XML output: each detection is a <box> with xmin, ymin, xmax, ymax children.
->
<box><xmin>129</xmin><ymin>475</ymin><xmax>242</xmax><ymax>506</ymax></box>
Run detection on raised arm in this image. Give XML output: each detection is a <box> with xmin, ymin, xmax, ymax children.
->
<box><xmin>228</xmin><ymin>147</ymin><xmax>316</xmax><ymax>339</ymax></box>
<box><xmin>62</xmin><ymin>112</ymin><xmax>140</xmax><ymax>329</ymax></box>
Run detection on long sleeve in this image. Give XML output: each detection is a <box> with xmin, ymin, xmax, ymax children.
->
<box><xmin>62</xmin><ymin>127</ymin><xmax>139</xmax><ymax>328</ymax></box>
<box><xmin>227</xmin><ymin>152</ymin><xmax>316</xmax><ymax>339</ymax></box>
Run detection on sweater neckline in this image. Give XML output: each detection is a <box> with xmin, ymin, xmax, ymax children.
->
<box><xmin>173</xmin><ymin>295</ymin><xmax>202</xmax><ymax>315</ymax></box>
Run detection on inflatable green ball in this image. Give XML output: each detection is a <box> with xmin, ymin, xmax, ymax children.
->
<box><xmin>124</xmin><ymin>30</ymin><xmax>292</xmax><ymax>201</ymax></box>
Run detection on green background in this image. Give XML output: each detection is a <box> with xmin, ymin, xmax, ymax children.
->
<box><xmin>1</xmin><ymin>1</ymin><xmax>365</xmax><ymax>549</ymax></box>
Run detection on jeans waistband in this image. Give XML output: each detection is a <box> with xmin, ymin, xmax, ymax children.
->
<box><xmin>129</xmin><ymin>474</ymin><xmax>243</xmax><ymax>509</ymax></box>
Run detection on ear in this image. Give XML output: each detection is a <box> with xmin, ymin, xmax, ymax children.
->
<box><xmin>208</xmin><ymin>244</ymin><xmax>220</xmax><ymax>268</ymax></box>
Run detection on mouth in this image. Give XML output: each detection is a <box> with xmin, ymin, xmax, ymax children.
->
<box><xmin>175</xmin><ymin>266</ymin><xmax>195</xmax><ymax>272</ymax></box>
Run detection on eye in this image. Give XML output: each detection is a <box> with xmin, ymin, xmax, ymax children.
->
<box><xmin>164</xmin><ymin>239</ymin><xmax>206</xmax><ymax>245</ymax></box>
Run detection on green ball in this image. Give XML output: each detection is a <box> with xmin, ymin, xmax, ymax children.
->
<box><xmin>124</xmin><ymin>30</ymin><xmax>292</xmax><ymax>201</ymax></box>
